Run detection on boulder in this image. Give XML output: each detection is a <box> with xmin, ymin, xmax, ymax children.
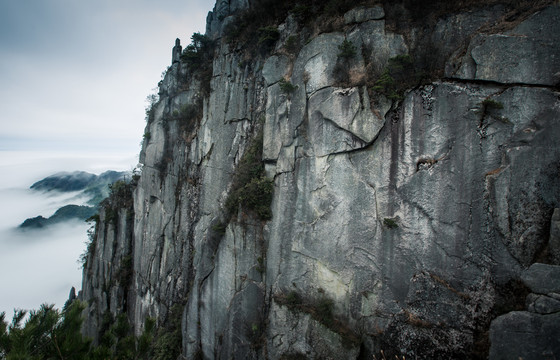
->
<box><xmin>521</xmin><ymin>263</ymin><xmax>560</xmax><ymax>294</ymax></box>
<box><xmin>489</xmin><ymin>311</ymin><xmax>560</xmax><ymax>360</ymax></box>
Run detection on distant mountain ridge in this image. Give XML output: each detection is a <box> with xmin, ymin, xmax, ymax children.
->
<box><xmin>30</xmin><ymin>171</ymin><xmax>98</xmax><ymax>192</ymax></box>
<box><xmin>20</xmin><ymin>205</ymin><xmax>98</xmax><ymax>229</ymax></box>
<box><xmin>20</xmin><ymin>170</ymin><xmax>129</xmax><ymax>229</ymax></box>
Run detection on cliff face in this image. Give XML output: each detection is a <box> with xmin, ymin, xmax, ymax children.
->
<box><xmin>80</xmin><ymin>1</ymin><xmax>560</xmax><ymax>359</ymax></box>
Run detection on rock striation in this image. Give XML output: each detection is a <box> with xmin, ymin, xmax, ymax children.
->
<box><xmin>79</xmin><ymin>1</ymin><xmax>560</xmax><ymax>359</ymax></box>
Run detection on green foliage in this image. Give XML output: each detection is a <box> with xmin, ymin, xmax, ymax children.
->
<box><xmin>151</xmin><ymin>304</ymin><xmax>183</xmax><ymax>360</ymax></box>
<box><xmin>372</xmin><ymin>71</ymin><xmax>396</xmax><ymax>96</ymax></box>
<box><xmin>104</xmin><ymin>206</ymin><xmax>118</xmax><ymax>225</ymax></box>
<box><xmin>225</xmin><ymin>131</ymin><xmax>274</xmax><ymax>221</ymax></box>
<box><xmin>180</xmin><ymin>33</ymin><xmax>214</xmax><ymax>70</ymax></box>
<box><xmin>258</xmin><ymin>26</ymin><xmax>280</xmax><ymax>51</ymax></box>
<box><xmin>108</xmin><ymin>179</ymin><xmax>135</xmax><ymax>207</ymax></box>
<box><xmin>383</xmin><ymin>217</ymin><xmax>399</xmax><ymax>229</ymax></box>
<box><xmin>256</xmin><ymin>257</ymin><xmax>265</xmax><ymax>274</ymax></box>
<box><xmin>284</xmin><ymin>35</ymin><xmax>299</xmax><ymax>54</ymax></box>
<box><xmin>170</xmin><ymin>101</ymin><xmax>202</xmax><ymax>134</ymax></box>
<box><xmin>314</xmin><ymin>298</ymin><xmax>334</xmax><ymax>327</ymax></box>
<box><xmin>136</xmin><ymin>318</ymin><xmax>155</xmax><ymax>360</ymax></box>
<box><xmin>143</xmin><ymin>131</ymin><xmax>151</xmax><ymax>141</ymax></box>
<box><xmin>226</xmin><ymin>176</ymin><xmax>274</xmax><ymax>221</ymax></box>
<box><xmin>285</xmin><ymin>291</ymin><xmax>303</xmax><ymax>307</ymax></box>
<box><xmin>223</xmin><ymin>0</ymin><xmax>295</xmax><ymax>50</ymax></box>
<box><xmin>96</xmin><ymin>311</ymin><xmax>116</xmax><ymax>351</ymax></box>
<box><xmin>0</xmin><ymin>301</ymin><xmax>171</xmax><ymax>360</ymax></box>
<box><xmin>388</xmin><ymin>54</ymin><xmax>413</xmax><ymax>70</ymax></box>
<box><xmin>145</xmin><ymin>91</ymin><xmax>159</xmax><ymax>124</ymax></box>
<box><xmin>372</xmin><ymin>54</ymin><xmax>416</xmax><ymax>102</ymax></box>
<box><xmin>0</xmin><ymin>302</ymin><xmax>92</xmax><ymax>360</ymax></box>
<box><xmin>80</xmin><ymin>216</ymin><xmax>99</xmax><ymax>268</ymax></box>
<box><xmin>338</xmin><ymin>39</ymin><xmax>357</xmax><ymax>60</ymax></box>
<box><xmin>152</xmin><ymin>331</ymin><xmax>181</xmax><ymax>360</ymax></box>
<box><xmin>180</xmin><ymin>33</ymin><xmax>214</xmax><ymax>96</ymax></box>
<box><xmin>211</xmin><ymin>222</ymin><xmax>227</xmax><ymax>235</ymax></box>
<box><xmin>278</xmin><ymin>78</ymin><xmax>297</xmax><ymax>94</ymax></box>
<box><xmin>0</xmin><ymin>313</ymin><xmax>8</xmax><ymax>358</ymax></box>
<box><xmin>116</xmin><ymin>255</ymin><xmax>134</xmax><ymax>288</ymax></box>
<box><xmin>100</xmin><ymin>178</ymin><xmax>135</xmax><ymax>225</ymax></box>
<box><xmin>92</xmin><ymin>312</ymin><xmax>159</xmax><ymax>360</ymax></box>
<box><xmin>112</xmin><ymin>314</ymin><xmax>135</xmax><ymax>360</ymax></box>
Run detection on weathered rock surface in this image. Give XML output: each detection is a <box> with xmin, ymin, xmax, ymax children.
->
<box><xmin>80</xmin><ymin>1</ymin><xmax>560</xmax><ymax>359</ymax></box>
<box><xmin>489</xmin><ymin>311</ymin><xmax>560</xmax><ymax>360</ymax></box>
<box><xmin>446</xmin><ymin>6</ymin><xmax>560</xmax><ymax>85</ymax></box>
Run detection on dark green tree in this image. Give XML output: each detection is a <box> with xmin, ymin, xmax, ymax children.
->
<box><xmin>0</xmin><ymin>302</ymin><xmax>91</xmax><ymax>360</ymax></box>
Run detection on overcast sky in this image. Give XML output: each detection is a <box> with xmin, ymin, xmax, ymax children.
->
<box><xmin>0</xmin><ymin>0</ymin><xmax>212</xmax><ymax>154</ymax></box>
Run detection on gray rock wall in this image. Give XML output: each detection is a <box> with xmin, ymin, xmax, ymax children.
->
<box><xmin>81</xmin><ymin>2</ymin><xmax>560</xmax><ymax>359</ymax></box>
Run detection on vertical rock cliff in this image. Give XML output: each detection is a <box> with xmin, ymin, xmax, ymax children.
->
<box><xmin>80</xmin><ymin>1</ymin><xmax>560</xmax><ymax>358</ymax></box>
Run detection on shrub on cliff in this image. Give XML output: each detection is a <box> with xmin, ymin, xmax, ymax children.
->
<box><xmin>181</xmin><ymin>33</ymin><xmax>214</xmax><ymax>96</ymax></box>
<box><xmin>257</xmin><ymin>26</ymin><xmax>280</xmax><ymax>51</ymax></box>
<box><xmin>99</xmin><ymin>178</ymin><xmax>135</xmax><ymax>225</ymax></box>
<box><xmin>338</xmin><ymin>39</ymin><xmax>357</xmax><ymax>60</ymax></box>
<box><xmin>372</xmin><ymin>54</ymin><xmax>416</xmax><ymax>101</ymax></box>
<box><xmin>180</xmin><ymin>33</ymin><xmax>214</xmax><ymax>71</ymax></box>
<box><xmin>279</xmin><ymin>78</ymin><xmax>297</xmax><ymax>94</ymax></box>
<box><xmin>225</xmin><ymin>130</ymin><xmax>274</xmax><ymax>221</ymax></box>
<box><xmin>170</xmin><ymin>101</ymin><xmax>203</xmax><ymax>134</ymax></box>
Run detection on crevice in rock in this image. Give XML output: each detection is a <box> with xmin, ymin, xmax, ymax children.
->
<box><xmin>442</xmin><ymin>77</ymin><xmax>560</xmax><ymax>90</ymax></box>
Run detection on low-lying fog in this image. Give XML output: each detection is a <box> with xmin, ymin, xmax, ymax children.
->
<box><xmin>0</xmin><ymin>150</ymin><xmax>137</xmax><ymax>315</ymax></box>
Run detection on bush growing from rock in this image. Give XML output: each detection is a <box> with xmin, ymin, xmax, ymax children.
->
<box><xmin>372</xmin><ymin>54</ymin><xmax>416</xmax><ymax>101</ymax></box>
<box><xmin>279</xmin><ymin>78</ymin><xmax>297</xmax><ymax>94</ymax></box>
<box><xmin>338</xmin><ymin>39</ymin><xmax>357</xmax><ymax>60</ymax></box>
<box><xmin>225</xmin><ymin>130</ymin><xmax>274</xmax><ymax>221</ymax></box>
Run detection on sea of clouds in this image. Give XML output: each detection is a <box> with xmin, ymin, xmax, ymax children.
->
<box><xmin>0</xmin><ymin>150</ymin><xmax>137</xmax><ymax>316</ymax></box>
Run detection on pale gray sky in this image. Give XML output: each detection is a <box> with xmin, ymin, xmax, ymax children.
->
<box><xmin>0</xmin><ymin>0</ymin><xmax>212</xmax><ymax>153</ymax></box>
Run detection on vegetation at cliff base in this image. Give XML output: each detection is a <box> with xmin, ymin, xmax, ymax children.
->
<box><xmin>0</xmin><ymin>302</ymin><xmax>92</xmax><ymax>360</ymax></box>
<box><xmin>0</xmin><ymin>300</ymin><xmax>184</xmax><ymax>360</ymax></box>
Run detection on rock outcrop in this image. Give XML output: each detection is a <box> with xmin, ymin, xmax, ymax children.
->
<box><xmin>489</xmin><ymin>263</ymin><xmax>560</xmax><ymax>359</ymax></box>
<box><xmin>80</xmin><ymin>1</ymin><xmax>560</xmax><ymax>359</ymax></box>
